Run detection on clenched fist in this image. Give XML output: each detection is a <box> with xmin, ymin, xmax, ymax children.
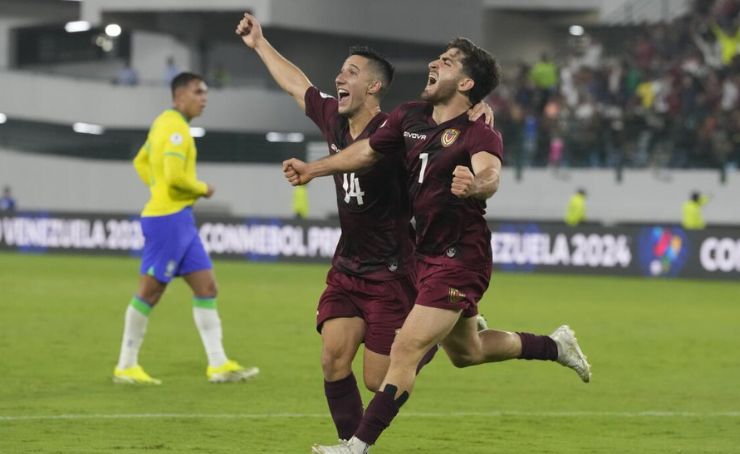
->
<box><xmin>451</xmin><ymin>165</ymin><xmax>476</xmax><ymax>198</ymax></box>
<box><xmin>235</xmin><ymin>13</ymin><xmax>263</xmax><ymax>49</ymax></box>
<box><xmin>283</xmin><ymin>158</ymin><xmax>313</xmax><ymax>186</ymax></box>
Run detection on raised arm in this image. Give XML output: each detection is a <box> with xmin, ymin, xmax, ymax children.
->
<box><xmin>451</xmin><ymin>151</ymin><xmax>501</xmax><ymax>200</ymax></box>
<box><xmin>283</xmin><ymin>138</ymin><xmax>382</xmax><ymax>186</ymax></box>
<box><xmin>236</xmin><ymin>13</ymin><xmax>312</xmax><ymax>111</ymax></box>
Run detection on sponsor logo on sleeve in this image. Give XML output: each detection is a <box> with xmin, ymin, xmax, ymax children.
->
<box><xmin>169</xmin><ymin>133</ymin><xmax>183</xmax><ymax>145</ymax></box>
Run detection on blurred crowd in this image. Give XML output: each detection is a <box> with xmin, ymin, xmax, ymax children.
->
<box><xmin>489</xmin><ymin>0</ymin><xmax>740</xmax><ymax>170</ymax></box>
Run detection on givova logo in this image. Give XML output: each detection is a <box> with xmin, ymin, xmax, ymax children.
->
<box><xmin>637</xmin><ymin>227</ymin><xmax>689</xmax><ymax>277</ymax></box>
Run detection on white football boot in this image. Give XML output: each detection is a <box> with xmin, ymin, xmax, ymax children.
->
<box><xmin>312</xmin><ymin>437</ymin><xmax>369</xmax><ymax>454</ymax></box>
<box><xmin>550</xmin><ymin>325</ymin><xmax>591</xmax><ymax>383</ymax></box>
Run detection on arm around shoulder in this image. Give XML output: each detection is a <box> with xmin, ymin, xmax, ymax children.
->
<box><xmin>307</xmin><ymin>139</ymin><xmax>382</xmax><ymax>178</ymax></box>
<box><xmin>282</xmin><ymin>139</ymin><xmax>382</xmax><ymax>186</ymax></box>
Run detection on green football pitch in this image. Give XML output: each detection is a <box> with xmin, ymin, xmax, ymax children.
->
<box><xmin>1</xmin><ymin>252</ymin><xmax>738</xmax><ymax>453</ymax></box>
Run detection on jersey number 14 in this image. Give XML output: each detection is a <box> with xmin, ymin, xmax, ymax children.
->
<box><xmin>343</xmin><ymin>173</ymin><xmax>365</xmax><ymax>205</ymax></box>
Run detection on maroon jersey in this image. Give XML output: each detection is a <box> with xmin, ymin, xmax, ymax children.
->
<box><xmin>369</xmin><ymin>101</ymin><xmax>504</xmax><ymax>269</ymax></box>
<box><xmin>304</xmin><ymin>87</ymin><xmax>414</xmax><ymax>280</ymax></box>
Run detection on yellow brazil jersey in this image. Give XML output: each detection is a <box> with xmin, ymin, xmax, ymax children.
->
<box><xmin>133</xmin><ymin>109</ymin><xmax>208</xmax><ymax>217</ymax></box>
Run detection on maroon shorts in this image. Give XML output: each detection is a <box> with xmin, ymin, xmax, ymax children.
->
<box><xmin>317</xmin><ymin>267</ymin><xmax>416</xmax><ymax>355</ymax></box>
<box><xmin>415</xmin><ymin>261</ymin><xmax>492</xmax><ymax>318</ymax></box>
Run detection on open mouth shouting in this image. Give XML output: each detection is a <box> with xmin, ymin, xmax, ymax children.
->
<box><xmin>426</xmin><ymin>73</ymin><xmax>438</xmax><ymax>88</ymax></box>
<box><xmin>337</xmin><ymin>88</ymin><xmax>350</xmax><ymax>108</ymax></box>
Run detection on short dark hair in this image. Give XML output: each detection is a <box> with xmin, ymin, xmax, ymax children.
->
<box><xmin>349</xmin><ymin>46</ymin><xmax>394</xmax><ymax>97</ymax></box>
<box><xmin>171</xmin><ymin>72</ymin><xmax>204</xmax><ymax>97</ymax></box>
<box><xmin>690</xmin><ymin>191</ymin><xmax>701</xmax><ymax>202</ymax></box>
<box><xmin>446</xmin><ymin>37</ymin><xmax>500</xmax><ymax>105</ymax></box>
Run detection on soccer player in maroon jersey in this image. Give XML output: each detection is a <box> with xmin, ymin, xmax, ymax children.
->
<box><xmin>283</xmin><ymin>37</ymin><xmax>592</xmax><ymax>454</ymax></box>
<box><xmin>235</xmin><ymin>14</ymin><xmax>493</xmax><ymax>443</ymax></box>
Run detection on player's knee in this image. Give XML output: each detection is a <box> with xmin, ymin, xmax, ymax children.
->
<box><xmin>206</xmin><ymin>281</ymin><xmax>218</xmax><ymax>298</ymax></box>
<box><xmin>363</xmin><ymin>372</ymin><xmax>383</xmax><ymax>393</ymax></box>
<box><xmin>194</xmin><ymin>281</ymin><xmax>218</xmax><ymax>299</ymax></box>
<box><xmin>320</xmin><ymin>346</ymin><xmax>352</xmax><ymax>377</ymax></box>
<box><xmin>138</xmin><ymin>291</ymin><xmax>162</xmax><ymax>306</ymax></box>
<box><xmin>389</xmin><ymin>336</ymin><xmax>429</xmax><ymax>364</ymax></box>
<box><xmin>448</xmin><ymin>350</ymin><xmax>480</xmax><ymax>368</ymax></box>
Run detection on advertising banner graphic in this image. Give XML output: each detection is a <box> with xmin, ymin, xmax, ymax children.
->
<box><xmin>1</xmin><ymin>211</ymin><xmax>738</xmax><ymax>280</ymax></box>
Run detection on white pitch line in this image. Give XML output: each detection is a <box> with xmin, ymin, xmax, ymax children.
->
<box><xmin>1</xmin><ymin>411</ymin><xmax>739</xmax><ymax>421</ymax></box>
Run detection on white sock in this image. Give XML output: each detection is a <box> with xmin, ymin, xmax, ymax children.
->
<box><xmin>116</xmin><ymin>299</ymin><xmax>150</xmax><ymax>370</ymax></box>
<box><xmin>192</xmin><ymin>302</ymin><xmax>228</xmax><ymax>367</ymax></box>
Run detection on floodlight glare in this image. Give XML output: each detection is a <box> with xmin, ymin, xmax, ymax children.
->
<box><xmin>190</xmin><ymin>127</ymin><xmax>206</xmax><ymax>138</ymax></box>
<box><xmin>72</xmin><ymin>122</ymin><xmax>105</xmax><ymax>135</ymax></box>
<box><xmin>0</xmin><ymin>113</ymin><xmax>7</xmax><ymax>124</ymax></box>
<box><xmin>65</xmin><ymin>21</ymin><xmax>91</xmax><ymax>33</ymax></box>
<box><xmin>266</xmin><ymin>132</ymin><xmax>305</xmax><ymax>143</ymax></box>
<box><xmin>569</xmin><ymin>25</ymin><xmax>585</xmax><ymax>36</ymax></box>
<box><xmin>105</xmin><ymin>24</ymin><xmax>122</xmax><ymax>37</ymax></box>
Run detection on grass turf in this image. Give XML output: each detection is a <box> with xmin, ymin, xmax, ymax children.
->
<box><xmin>1</xmin><ymin>252</ymin><xmax>738</xmax><ymax>453</ymax></box>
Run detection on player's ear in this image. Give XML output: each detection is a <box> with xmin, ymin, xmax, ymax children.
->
<box><xmin>458</xmin><ymin>77</ymin><xmax>474</xmax><ymax>93</ymax></box>
<box><xmin>367</xmin><ymin>79</ymin><xmax>382</xmax><ymax>95</ymax></box>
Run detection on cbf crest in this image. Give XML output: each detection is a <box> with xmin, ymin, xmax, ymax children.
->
<box><xmin>441</xmin><ymin>129</ymin><xmax>460</xmax><ymax>147</ymax></box>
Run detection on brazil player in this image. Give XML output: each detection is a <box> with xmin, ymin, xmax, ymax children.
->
<box><xmin>236</xmin><ymin>14</ymin><xmax>493</xmax><ymax>440</ymax></box>
<box><xmin>284</xmin><ymin>38</ymin><xmax>592</xmax><ymax>453</ymax></box>
<box><xmin>113</xmin><ymin>72</ymin><xmax>258</xmax><ymax>385</ymax></box>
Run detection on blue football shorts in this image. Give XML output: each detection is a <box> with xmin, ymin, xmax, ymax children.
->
<box><xmin>139</xmin><ymin>207</ymin><xmax>212</xmax><ymax>283</ymax></box>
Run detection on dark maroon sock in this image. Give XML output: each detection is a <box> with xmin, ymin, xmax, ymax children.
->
<box><xmin>416</xmin><ymin>344</ymin><xmax>439</xmax><ymax>375</ymax></box>
<box><xmin>517</xmin><ymin>332</ymin><xmax>558</xmax><ymax>360</ymax></box>
<box><xmin>355</xmin><ymin>385</ymin><xmax>405</xmax><ymax>445</ymax></box>
<box><xmin>324</xmin><ymin>373</ymin><xmax>364</xmax><ymax>440</ymax></box>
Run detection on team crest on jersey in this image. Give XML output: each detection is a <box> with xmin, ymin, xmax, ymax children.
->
<box><xmin>448</xmin><ymin>287</ymin><xmax>466</xmax><ymax>304</ymax></box>
<box><xmin>441</xmin><ymin>129</ymin><xmax>460</xmax><ymax>147</ymax></box>
<box><xmin>169</xmin><ymin>133</ymin><xmax>183</xmax><ymax>145</ymax></box>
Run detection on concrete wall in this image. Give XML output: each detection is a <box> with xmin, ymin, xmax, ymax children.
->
<box><xmin>81</xmin><ymin>0</ymin><xmax>481</xmax><ymax>45</ymax></box>
<box><xmin>0</xmin><ymin>69</ymin><xmax>314</xmax><ymax>132</ymax></box>
<box><xmin>499</xmin><ymin>168</ymin><xmax>738</xmax><ymax>225</ymax></box>
<box><xmin>482</xmin><ymin>10</ymin><xmax>561</xmax><ymax>65</ymax></box>
<box><xmin>269</xmin><ymin>0</ymin><xmax>483</xmax><ymax>45</ymax></box>
<box><xmin>130</xmin><ymin>31</ymin><xmax>192</xmax><ymax>84</ymax></box>
<box><xmin>2</xmin><ymin>148</ymin><xmax>738</xmax><ymax>225</ymax></box>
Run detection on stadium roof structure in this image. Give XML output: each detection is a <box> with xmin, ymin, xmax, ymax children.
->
<box><xmin>0</xmin><ymin>0</ymin><xmax>691</xmax><ymax>48</ymax></box>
